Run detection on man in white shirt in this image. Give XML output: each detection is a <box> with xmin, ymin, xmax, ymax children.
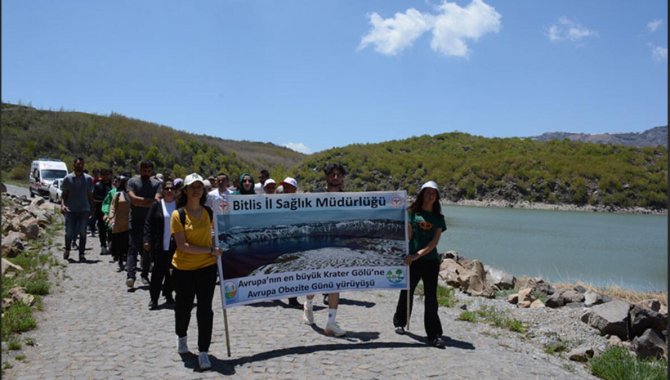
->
<box><xmin>254</xmin><ymin>169</ymin><xmax>270</xmax><ymax>194</ymax></box>
<box><xmin>206</xmin><ymin>173</ymin><xmax>230</xmax><ymax>213</ymax></box>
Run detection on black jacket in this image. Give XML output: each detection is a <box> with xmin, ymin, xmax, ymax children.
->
<box><xmin>143</xmin><ymin>200</ymin><xmax>176</xmax><ymax>256</ymax></box>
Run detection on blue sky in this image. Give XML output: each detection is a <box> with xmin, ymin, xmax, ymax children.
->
<box><xmin>2</xmin><ymin>1</ymin><xmax>667</xmax><ymax>154</ymax></box>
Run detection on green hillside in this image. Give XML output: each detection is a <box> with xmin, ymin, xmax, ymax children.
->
<box><xmin>293</xmin><ymin>133</ymin><xmax>667</xmax><ymax>210</ymax></box>
<box><xmin>0</xmin><ymin>103</ymin><xmax>304</xmax><ymax>180</ymax></box>
<box><xmin>1</xmin><ymin>103</ymin><xmax>666</xmax><ymax>210</ymax></box>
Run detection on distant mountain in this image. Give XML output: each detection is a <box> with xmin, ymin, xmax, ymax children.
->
<box><xmin>532</xmin><ymin>126</ymin><xmax>667</xmax><ymax>147</ymax></box>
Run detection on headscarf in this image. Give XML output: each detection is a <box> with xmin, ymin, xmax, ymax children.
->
<box><xmin>238</xmin><ymin>173</ymin><xmax>255</xmax><ymax>195</ymax></box>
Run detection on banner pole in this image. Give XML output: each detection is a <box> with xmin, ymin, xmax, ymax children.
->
<box><xmin>217</xmin><ymin>256</ymin><xmax>232</xmax><ymax>357</ymax></box>
<box><xmin>406</xmin><ymin>265</ymin><xmax>411</xmax><ymax>331</ymax></box>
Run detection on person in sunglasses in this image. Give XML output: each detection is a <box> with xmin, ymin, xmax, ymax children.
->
<box><xmin>143</xmin><ymin>180</ymin><xmax>178</xmax><ymax>310</ymax></box>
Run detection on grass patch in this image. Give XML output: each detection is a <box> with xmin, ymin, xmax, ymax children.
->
<box><xmin>414</xmin><ymin>283</ymin><xmax>457</xmax><ymax>308</ymax></box>
<box><xmin>14</xmin><ymin>355</ymin><xmax>26</xmax><ymax>362</ymax></box>
<box><xmin>1</xmin><ymin>302</ymin><xmax>37</xmax><ymax>339</ymax></box>
<box><xmin>457</xmin><ymin>310</ymin><xmax>478</xmax><ymax>322</ymax></box>
<box><xmin>0</xmin><ymin>205</ymin><xmax>63</xmax><ymax>353</ymax></box>
<box><xmin>7</xmin><ymin>337</ymin><xmax>21</xmax><ymax>350</ymax></box>
<box><xmin>456</xmin><ymin>305</ymin><xmax>527</xmax><ymax>333</ymax></box>
<box><xmin>590</xmin><ymin>346</ymin><xmax>667</xmax><ymax>380</ymax></box>
<box><xmin>544</xmin><ymin>341</ymin><xmax>570</xmax><ymax>355</ymax></box>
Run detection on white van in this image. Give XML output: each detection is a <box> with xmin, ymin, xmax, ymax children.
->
<box><xmin>29</xmin><ymin>159</ymin><xmax>69</xmax><ymax>198</ymax></box>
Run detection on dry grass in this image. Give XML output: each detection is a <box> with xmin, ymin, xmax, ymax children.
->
<box><xmin>553</xmin><ymin>280</ymin><xmax>667</xmax><ymax>307</ymax></box>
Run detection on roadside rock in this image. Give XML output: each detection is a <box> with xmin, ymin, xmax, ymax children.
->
<box><xmin>581</xmin><ymin>299</ymin><xmax>631</xmax><ymax>340</ymax></box>
<box><xmin>629</xmin><ymin>304</ymin><xmax>667</xmax><ymax>338</ymax></box>
<box><xmin>1</xmin><ymin>231</ymin><xmax>25</xmax><ymax>258</ymax></box>
<box><xmin>631</xmin><ymin>328</ymin><xmax>667</xmax><ymax>360</ymax></box>
<box><xmin>1</xmin><ymin>258</ymin><xmax>24</xmax><ymax>276</ymax></box>
<box><xmin>484</xmin><ymin>265</ymin><xmax>515</xmax><ymax>290</ymax></box>
<box><xmin>458</xmin><ymin>259</ymin><xmax>496</xmax><ymax>298</ymax></box>
<box><xmin>8</xmin><ymin>286</ymin><xmax>35</xmax><ymax>306</ymax></box>
<box><xmin>567</xmin><ymin>345</ymin><xmax>595</xmax><ymax>362</ymax></box>
<box><xmin>584</xmin><ymin>290</ymin><xmax>605</xmax><ymax>307</ymax></box>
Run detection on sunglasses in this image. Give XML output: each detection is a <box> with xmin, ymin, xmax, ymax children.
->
<box><xmin>243</xmin><ymin>179</ymin><xmax>252</xmax><ymax>183</ymax></box>
<box><xmin>164</xmin><ymin>187</ymin><xmax>174</xmax><ymax>191</ymax></box>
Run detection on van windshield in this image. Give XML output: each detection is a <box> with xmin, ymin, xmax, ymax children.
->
<box><xmin>41</xmin><ymin>170</ymin><xmax>68</xmax><ymax>180</ymax></box>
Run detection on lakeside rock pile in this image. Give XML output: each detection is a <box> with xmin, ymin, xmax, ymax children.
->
<box><xmin>438</xmin><ymin>251</ymin><xmax>668</xmax><ymax>361</ymax></box>
<box><xmin>1</xmin><ymin>192</ymin><xmax>58</xmax><ymax>308</ymax></box>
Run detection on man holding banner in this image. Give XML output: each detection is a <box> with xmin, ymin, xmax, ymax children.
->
<box><xmin>216</xmin><ymin>163</ymin><xmax>409</xmax><ymax>343</ymax></box>
<box><xmin>303</xmin><ymin>163</ymin><xmax>348</xmax><ymax>336</ymax></box>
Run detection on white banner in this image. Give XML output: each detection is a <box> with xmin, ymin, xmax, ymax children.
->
<box><xmin>214</xmin><ymin>191</ymin><xmax>409</xmax><ymax>307</ymax></box>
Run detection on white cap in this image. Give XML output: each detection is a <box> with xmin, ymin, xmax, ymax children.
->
<box><xmin>419</xmin><ymin>180</ymin><xmax>439</xmax><ymax>194</ymax></box>
<box><xmin>263</xmin><ymin>178</ymin><xmax>276</xmax><ymax>188</ymax></box>
<box><xmin>280</xmin><ymin>177</ymin><xmax>298</xmax><ymax>188</ymax></box>
<box><xmin>203</xmin><ymin>179</ymin><xmax>212</xmax><ymax>188</ymax></box>
<box><xmin>184</xmin><ymin>173</ymin><xmax>204</xmax><ymax>186</ymax></box>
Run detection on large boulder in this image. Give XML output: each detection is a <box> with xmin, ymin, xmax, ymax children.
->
<box><xmin>19</xmin><ymin>217</ymin><xmax>40</xmax><ymax>239</ymax></box>
<box><xmin>629</xmin><ymin>304</ymin><xmax>667</xmax><ymax>338</ymax></box>
<box><xmin>1</xmin><ymin>231</ymin><xmax>25</xmax><ymax>258</ymax></box>
<box><xmin>581</xmin><ymin>299</ymin><xmax>631</xmax><ymax>340</ymax></box>
<box><xmin>632</xmin><ymin>328</ymin><xmax>667</xmax><ymax>360</ymax></box>
<box><xmin>458</xmin><ymin>259</ymin><xmax>495</xmax><ymax>298</ymax></box>
<box><xmin>438</xmin><ymin>258</ymin><xmax>464</xmax><ymax>288</ymax></box>
<box><xmin>485</xmin><ymin>265</ymin><xmax>515</xmax><ymax>290</ymax></box>
<box><xmin>516</xmin><ymin>277</ymin><xmax>555</xmax><ymax>296</ymax></box>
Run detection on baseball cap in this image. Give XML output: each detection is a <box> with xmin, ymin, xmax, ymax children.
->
<box><xmin>263</xmin><ymin>178</ymin><xmax>276</xmax><ymax>188</ymax></box>
<box><xmin>184</xmin><ymin>173</ymin><xmax>204</xmax><ymax>187</ymax></box>
<box><xmin>280</xmin><ymin>177</ymin><xmax>298</xmax><ymax>188</ymax></box>
<box><xmin>419</xmin><ymin>180</ymin><xmax>439</xmax><ymax>194</ymax></box>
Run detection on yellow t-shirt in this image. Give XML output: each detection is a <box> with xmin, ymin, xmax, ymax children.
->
<box><xmin>170</xmin><ymin>208</ymin><xmax>217</xmax><ymax>270</ymax></box>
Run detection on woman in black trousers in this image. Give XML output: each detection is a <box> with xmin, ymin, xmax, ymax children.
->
<box><xmin>143</xmin><ymin>180</ymin><xmax>177</xmax><ymax>310</ymax></box>
<box><xmin>393</xmin><ymin>180</ymin><xmax>447</xmax><ymax>348</ymax></box>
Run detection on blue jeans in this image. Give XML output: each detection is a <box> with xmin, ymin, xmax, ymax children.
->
<box><xmin>65</xmin><ymin>211</ymin><xmax>89</xmax><ymax>256</ymax></box>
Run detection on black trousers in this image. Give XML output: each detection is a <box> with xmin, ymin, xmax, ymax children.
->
<box><xmin>94</xmin><ymin>203</ymin><xmax>108</xmax><ymax>248</ymax></box>
<box><xmin>111</xmin><ymin>231</ymin><xmax>129</xmax><ymax>270</ymax></box>
<box><xmin>393</xmin><ymin>259</ymin><xmax>443</xmax><ymax>340</ymax></box>
<box><xmin>150</xmin><ymin>249</ymin><xmax>174</xmax><ymax>303</ymax></box>
<box><xmin>173</xmin><ymin>264</ymin><xmax>217</xmax><ymax>352</ymax></box>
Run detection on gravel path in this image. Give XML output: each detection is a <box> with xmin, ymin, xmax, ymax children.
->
<box><xmin>3</xmin><ymin>223</ymin><xmax>600</xmax><ymax>379</ymax></box>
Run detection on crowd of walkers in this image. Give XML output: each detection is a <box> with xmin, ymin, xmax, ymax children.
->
<box><xmin>59</xmin><ymin>157</ymin><xmax>448</xmax><ymax>370</ymax></box>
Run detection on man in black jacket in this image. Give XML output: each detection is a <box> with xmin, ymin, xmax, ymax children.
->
<box><xmin>93</xmin><ymin>168</ymin><xmax>113</xmax><ymax>255</ymax></box>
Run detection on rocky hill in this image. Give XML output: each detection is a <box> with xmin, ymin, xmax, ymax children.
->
<box><xmin>532</xmin><ymin>126</ymin><xmax>667</xmax><ymax>147</ymax></box>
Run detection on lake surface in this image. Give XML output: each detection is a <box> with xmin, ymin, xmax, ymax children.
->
<box><xmin>439</xmin><ymin>205</ymin><xmax>667</xmax><ymax>292</ymax></box>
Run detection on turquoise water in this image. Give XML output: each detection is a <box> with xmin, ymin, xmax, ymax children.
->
<box><xmin>438</xmin><ymin>205</ymin><xmax>667</xmax><ymax>292</ymax></box>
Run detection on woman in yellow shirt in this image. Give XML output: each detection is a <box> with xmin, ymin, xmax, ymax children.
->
<box><xmin>171</xmin><ymin>173</ymin><xmax>222</xmax><ymax>371</ymax></box>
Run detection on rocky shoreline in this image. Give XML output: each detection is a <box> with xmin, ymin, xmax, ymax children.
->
<box><xmin>438</xmin><ymin>251</ymin><xmax>668</xmax><ymax>363</ymax></box>
<box><xmin>444</xmin><ymin>199</ymin><xmax>667</xmax><ymax>215</ymax></box>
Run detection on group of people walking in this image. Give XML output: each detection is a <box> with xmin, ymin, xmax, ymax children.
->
<box><xmin>59</xmin><ymin>157</ymin><xmax>448</xmax><ymax>371</ymax></box>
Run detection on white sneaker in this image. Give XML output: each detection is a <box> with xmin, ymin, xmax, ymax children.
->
<box><xmin>198</xmin><ymin>352</ymin><xmax>212</xmax><ymax>370</ymax></box>
<box><xmin>177</xmin><ymin>336</ymin><xmax>188</xmax><ymax>354</ymax></box>
<box><xmin>303</xmin><ymin>303</ymin><xmax>314</xmax><ymax>325</ymax></box>
<box><xmin>324</xmin><ymin>321</ymin><xmax>346</xmax><ymax>337</ymax></box>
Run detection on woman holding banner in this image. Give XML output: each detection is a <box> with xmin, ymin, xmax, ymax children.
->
<box><xmin>393</xmin><ymin>180</ymin><xmax>447</xmax><ymax>348</ymax></box>
<box><xmin>171</xmin><ymin>173</ymin><xmax>222</xmax><ymax>370</ymax></box>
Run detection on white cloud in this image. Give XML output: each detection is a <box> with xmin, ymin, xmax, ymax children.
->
<box><xmin>284</xmin><ymin>142</ymin><xmax>312</xmax><ymax>154</ymax></box>
<box><xmin>649</xmin><ymin>44</ymin><xmax>668</xmax><ymax>61</ymax></box>
<box><xmin>547</xmin><ymin>17</ymin><xmax>598</xmax><ymax>44</ymax></box>
<box><xmin>358</xmin><ymin>0</ymin><xmax>501</xmax><ymax>58</ymax></box>
<box><xmin>647</xmin><ymin>19</ymin><xmax>662</xmax><ymax>32</ymax></box>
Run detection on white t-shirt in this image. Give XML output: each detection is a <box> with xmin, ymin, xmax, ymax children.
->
<box><xmin>254</xmin><ymin>182</ymin><xmax>264</xmax><ymax>194</ymax></box>
<box><xmin>161</xmin><ymin>199</ymin><xmax>176</xmax><ymax>250</ymax></box>
<box><xmin>206</xmin><ymin>188</ymin><xmax>229</xmax><ymax>213</ymax></box>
